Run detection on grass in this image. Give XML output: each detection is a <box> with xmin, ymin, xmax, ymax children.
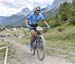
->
<box><xmin>44</xmin><ymin>23</ymin><xmax>75</xmax><ymax>63</ymax></box>
<box><xmin>45</xmin><ymin>23</ymin><xmax>75</xmax><ymax>45</ymax></box>
<box><xmin>0</xmin><ymin>42</ymin><xmax>16</xmax><ymax>63</ymax></box>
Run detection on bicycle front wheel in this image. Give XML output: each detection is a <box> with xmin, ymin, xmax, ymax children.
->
<box><xmin>31</xmin><ymin>41</ymin><xmax>36</xmax><ymax>55</ymax></box>
<box><xmin>37</xmin><ymin>35</ymin><xmax>46</xmax><ymax>61</ymax></box>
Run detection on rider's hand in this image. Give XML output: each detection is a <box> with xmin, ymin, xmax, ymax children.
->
<box><xmin>47</xmin><ymin>25</ymin><xmax>50</xmax><ymax>29</ymax></box>
<box><xmin>26</xmin><ymin>25</ymin><xmax>33</xmax><ymax>29</ymax></box>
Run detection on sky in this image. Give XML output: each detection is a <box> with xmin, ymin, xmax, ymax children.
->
<box><xmin>0</xmin><ymin>0</ymin><xmax>54</xmax><ymax>16</ymax></box>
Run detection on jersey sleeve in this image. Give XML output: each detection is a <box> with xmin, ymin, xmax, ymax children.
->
<box><xmin>40</xmin><ymin>14</ymin><xmax>45</xmax><ymax>21</ymax></box>
<box><xmin>27</xmin><ymin>13</ymin><xmax>33</xmax><ymax>20</ymax></box>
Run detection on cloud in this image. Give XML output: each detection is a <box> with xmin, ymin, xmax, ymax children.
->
<box><xmin>0</xmin><ymin>5</ymin><xmax>22</xmax><ymax>16</ymax></box>
<box><xmin>0</xmin><ymin>0</ymin><xmax>54</xmax><ymax>16</ymax></box>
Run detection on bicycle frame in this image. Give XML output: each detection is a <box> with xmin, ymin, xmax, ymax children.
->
<box><xmin>31</xmin><ymin>26</ymin><xmax>46</xmax><ymax>60</ymax></box>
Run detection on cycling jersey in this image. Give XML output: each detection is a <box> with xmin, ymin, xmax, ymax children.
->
<box><xmin>27</xmin><ymin>12</ymin><xmax>45</xmax><ymax>25</ymax></box>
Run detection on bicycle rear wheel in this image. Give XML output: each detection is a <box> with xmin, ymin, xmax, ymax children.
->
<box><xmin>37</xmin><ymin>35</ymin><xmax>46</xmax><ymax>61</ymax></box>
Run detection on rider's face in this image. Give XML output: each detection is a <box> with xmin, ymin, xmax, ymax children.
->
<box><xmin>35</xmin><ymin>10</ymin><xmax>40</xmax><ymax>14</ymax></box>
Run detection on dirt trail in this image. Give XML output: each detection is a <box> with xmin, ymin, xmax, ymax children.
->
<box><xmin>4</xmin><ymin>39</ymin><xmax>72</xmax><ymax>64</ymax></box>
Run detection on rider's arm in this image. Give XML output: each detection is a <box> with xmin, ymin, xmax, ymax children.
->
<box><xmin>25</xmin><ymin>18</ymin><xmax>29</xmax><ymax>26</ymax></box>
<box><xmin>43</xmin><ymin>20</ymin><xmax>50</xmax><ymax>29</ymax></box>
<box><xmin>25</xmin><ymin>13</ymin><xmax>33</xmax><ymax>28</ymax></box>
<box><xmin>43</xmin><ymin>20</ymin><xmax>49</xmax><ymax>26</ymax></box>
<box><xmin>40</xmin><ymin>14</ymin><xmax>50</xmax><ymax>28</ymax></box>
<box><xmin>25</xmin><ymin>19</ymin><xmax>32</xmax><ymax>28</ymax></box>
<box><xmin>40</xmin><ymin>14</ymin><xmax>49</xmax><ymax>26</ymax></box>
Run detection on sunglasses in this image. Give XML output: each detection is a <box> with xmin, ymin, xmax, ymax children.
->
<box><xmin>36</xmin><ymin>10</ymin><xmax>40</xmax><ymax>11</ymax></box>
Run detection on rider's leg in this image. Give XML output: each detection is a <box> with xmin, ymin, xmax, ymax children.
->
<box><xmin>30</xmin><ymin>30</ymin><xmax>37</xmax><ymax>48</ymax></box>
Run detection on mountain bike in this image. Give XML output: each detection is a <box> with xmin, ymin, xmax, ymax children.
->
<box><xmin>31</xmin><ymin>26</ymin><xmax>47</xmax><ymax>61</ymax></box>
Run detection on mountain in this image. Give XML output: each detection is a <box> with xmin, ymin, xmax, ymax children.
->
<box><xmin>0</xmin><ymin>7</ymin><xmax>50</xmax><ymax>26</ymax></box>
<box><xmin>43</xmin><ymin>0</ymin><xmax>73</xmax><ymax>18</ymax></box>
<box><xmin>0</xmin><ymin>0</ymin><xmax>73</xmax><ymax>26</ymax></box>
<box><xmin>17</xmin><ymin>8</ymin><xmax>30</xmax><ymax>16</ymax></box>
<box><xmin>0</xmin><ymin>15</ymin><xmax>25</xmax><ymax>26</ymax></box>
<box><xmin>51</xmin><ymin>0</ymin><xmax>73</xmax><ymax>10</ymax></box>
<box><xmin>0</xmin><ymin>8</ymin><xmax>30</xmax><ymax>26</ymax></box>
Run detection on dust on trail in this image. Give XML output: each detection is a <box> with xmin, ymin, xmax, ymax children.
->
<box><xmin>4</xmin><ymin>39</ymin><xmax>72</xmax><ymax>64</ymax></box>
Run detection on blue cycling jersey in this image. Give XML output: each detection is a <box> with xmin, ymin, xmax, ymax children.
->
<box><xmin>27</xmin><ymin>12</ymin><xmax>45</xmax><ymax>25</ymax></box>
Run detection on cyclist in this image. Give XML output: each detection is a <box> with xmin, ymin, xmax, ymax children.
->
<box><xmin>25</xmin><ymin>6</ymin><xmax>50</xmax><ymax>50</ymax></box>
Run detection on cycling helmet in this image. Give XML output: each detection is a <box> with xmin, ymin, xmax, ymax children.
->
<box><xmin>34</xmin><ymin>6</ymin><xmax>41</xmax><ymax>11</ymax></box>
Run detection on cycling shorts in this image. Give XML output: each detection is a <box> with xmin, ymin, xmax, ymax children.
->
<box><xmin>30</xmin><ymin>24</ymin><xmax>38</xmax><ymax>32</ymax></box>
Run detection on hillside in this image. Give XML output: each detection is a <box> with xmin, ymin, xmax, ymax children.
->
<box><xmin>0</xmin><ymin>23</ymin><xmax>75</xmax><ymax>64</ymax></box>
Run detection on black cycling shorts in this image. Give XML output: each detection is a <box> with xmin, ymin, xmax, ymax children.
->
<box><xmin>30</xmin><ymin>24</ymin><xmax>38</xmax><ymax>31</ymax></box>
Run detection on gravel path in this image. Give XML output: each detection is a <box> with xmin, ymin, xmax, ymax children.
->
<box><xmin>4</xmin><ymin>39</ymin><xmax>72</xmax><ymax>64</ymax></box>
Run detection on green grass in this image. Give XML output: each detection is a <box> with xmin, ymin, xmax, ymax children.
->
<box><xmin>17</xmin><ymin>32</ymin><xmax>31</xmax><ymax>45</ymax></box>
<box><xmin>0</xmin><ymin>42</ymin><xmax>15</xmax><ymax>61</ymax></box>
<box><xmin>45</xmin><ymin>23</ymin><xmax>75</xmax><ymax>51</ymax></box>
<box><xmin>44</xmin><ymin>23</ymin><xmax>75</xmax><ymax>63</ymax></box>
<box><xmin>45</xmin><ymin>23</ymin><xmax>75</xmax><ymax>44</ymax></box>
